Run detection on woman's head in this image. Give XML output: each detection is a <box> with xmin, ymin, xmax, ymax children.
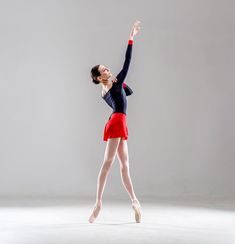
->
<box><xmin>90</xmin><ymin>64</ymin><xmax>112</xmax><ymax>84</ymax></box>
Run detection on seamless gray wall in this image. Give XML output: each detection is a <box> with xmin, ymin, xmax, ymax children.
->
<box><xmin>0</xmin><ymin>0</ymin><xmax>234</xmax><ymax>199</ymax></box>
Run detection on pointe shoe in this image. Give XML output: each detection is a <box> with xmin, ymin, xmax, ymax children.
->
<box><xmin>131</xmin><ymin>199</ymin><xmax>141</xmax><ymax>223</ymax></box>
<box><xmin>88</xmin><ymin>202</ymin><xmax>102</xmax><ymax>223</ymax></box>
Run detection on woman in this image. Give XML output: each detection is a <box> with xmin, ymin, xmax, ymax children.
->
<box><xmin>89</xmin><ymin>20</ymin><xmax>141</xmax><ymax>223</ymax></box>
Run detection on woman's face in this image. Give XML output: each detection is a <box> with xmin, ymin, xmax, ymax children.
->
<box><xmin>98</xmin><ymin>64</ymin><xmax>112</xmax><ymax>81</ymax></box>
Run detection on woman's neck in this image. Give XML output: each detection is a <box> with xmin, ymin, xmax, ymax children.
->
<box><xmin>102</xmin><ymin>79</ymin><xmax>112</xmax><ymax>86</ymax></box>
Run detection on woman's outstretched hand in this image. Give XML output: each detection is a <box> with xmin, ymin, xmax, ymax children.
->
<box><xmin>129</xmin><ymin>20</ymin><xmax>141</xmax><ymax>39</ymax></box>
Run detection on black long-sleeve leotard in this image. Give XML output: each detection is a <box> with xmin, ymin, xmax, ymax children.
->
<box><xmin>102</xmin><ymin>39</ymin><xmax>134</xmax><ymax>115</ymax></box>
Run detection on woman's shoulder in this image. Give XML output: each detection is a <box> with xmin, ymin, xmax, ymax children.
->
<box><xmin>101</xmin><ymin>82</ymin><xmax>114</xmax><ymax>97</ymax></box>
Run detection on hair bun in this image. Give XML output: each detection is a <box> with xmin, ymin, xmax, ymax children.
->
<box><xmin>92</xmin><ymin>79</ymin><xmax>99</xmax><ymax>85</ymax></box>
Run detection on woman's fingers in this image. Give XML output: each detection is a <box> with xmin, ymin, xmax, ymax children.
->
<box><xmin>133</xmin><ymin>21</ymin><xmax>141</xmax><ymax>32</ymax></box>
<box><xmin>129</xmin><ymin>20</ymin><xmax>141</xmax><ymax>37</ymax></box>
<box><xmin>134</xmin><ymin>20</ymin><xmax>141</xmax><ymax>27</ymax></box>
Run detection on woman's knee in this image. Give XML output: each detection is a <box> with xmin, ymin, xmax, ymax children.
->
<box><xmin>102</xmin><ymin>159</ymin><xmax>114</xmax><ymax>172</ymax></box>
<box><xmin>120</xmin><ymin>161</ymin><xmax>129</xmax><ymax>172</ymax></box>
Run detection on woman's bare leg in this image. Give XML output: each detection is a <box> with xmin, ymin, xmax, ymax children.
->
<box><xmin>88</xmin><ymin>137</ymin><xmax>121</xmax><ymax>223</ymax></box>
<box><xmin>117</xmin><ymin>139</ymin><xmax>141</xmax><ymax>222</ymax></box>
<box><xmin>117</xmin><ymin>139</ymin><xmax>138</xmax><ymax>201</ymax></box>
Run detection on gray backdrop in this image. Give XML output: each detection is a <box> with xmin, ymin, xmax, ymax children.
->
<box><xmin>0</xmin><ymin>0</ymin><xmax>234</xmax><ymax>200</ymax></box>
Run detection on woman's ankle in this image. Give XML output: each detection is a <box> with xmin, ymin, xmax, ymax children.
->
<box><xmin>131</xmin><ymin>198</ymin><xmax>139</xmax><ymax>203</ymax></box>
<box><xmin>95</xmin><ymin>199</ymin><xmax>102</xmax><ymax>205</ymax></box>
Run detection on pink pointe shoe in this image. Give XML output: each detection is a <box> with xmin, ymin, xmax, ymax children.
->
<box><xmin>132</xmin><ymin>199</ymin><xmax>141</xmax><ymax>223</ymax></box>
<box><xmin>88</xmin><ymin>202</ymin><xmax>102</xmax><ymax>223</ymax></box>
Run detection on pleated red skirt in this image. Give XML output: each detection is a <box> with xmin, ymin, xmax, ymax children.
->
<box><xmin>103</xmin><ymin>112</ymin><xmax>128</xmax><ymax>141</ymax></box>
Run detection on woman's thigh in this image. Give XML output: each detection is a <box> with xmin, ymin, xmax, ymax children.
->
<box><xmin>103</xmin><ymin>138</ymin><xmax>122</xmax><ymax>162</ymax></box>
<box><xmin>117</xmin><ymin>139</ymin><xmax>129</xmax><ymax>166</ymax></box>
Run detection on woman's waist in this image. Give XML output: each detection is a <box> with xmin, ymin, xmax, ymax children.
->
<box><xmin>109</xmin><ymin>112</ymin><xmax>126</xmax><ymax>120</ymax></box>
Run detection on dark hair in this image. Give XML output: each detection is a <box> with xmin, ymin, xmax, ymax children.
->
<box><xmin>90</xmin><ymin>64</ymin><xmax>101</xmax><ymax>84</ymax></box>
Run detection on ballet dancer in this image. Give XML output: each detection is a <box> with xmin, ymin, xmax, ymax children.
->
<box><xmin>89</xmin><ymin>20</ymin><xmax>141</xmax><ymax>223</ymax></box>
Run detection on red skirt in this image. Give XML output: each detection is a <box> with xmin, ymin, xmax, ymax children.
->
<box><xmin>103</xmin><ymin>113</ymin><xmax>128</xmax><ymax>141</ymax></box>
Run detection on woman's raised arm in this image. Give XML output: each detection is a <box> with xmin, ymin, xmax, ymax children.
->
<box><xmin>115</xmin><ymin>20</ymin><xmax>141</xmax><ymax>84</ymax></box>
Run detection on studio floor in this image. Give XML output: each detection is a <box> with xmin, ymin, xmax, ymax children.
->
<box><xmin>0</xmin><ymin>197</ymin><xmax>235</xmax><ymax>244</ymax></box>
